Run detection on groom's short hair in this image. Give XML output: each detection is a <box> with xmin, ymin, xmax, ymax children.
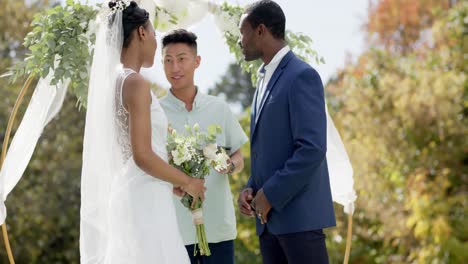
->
<box><xmin>244</xmin><ymin>0</ymin><xmax>286</xmax><ymax>40</ymax></box>
<box><xmin>162</xmin><ymin>29</ymin><xmax>198</xmax><ymax>53</ymax></box>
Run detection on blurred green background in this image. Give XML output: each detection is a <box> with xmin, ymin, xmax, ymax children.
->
<box><xmin>0</xmin><ymin>0</ymin><xmax>466</xmax><ymax>263</ymax></box>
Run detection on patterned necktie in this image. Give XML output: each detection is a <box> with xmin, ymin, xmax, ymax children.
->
<box><xmin>254</xmin><ymin>67</ymin><xmax>266</xmax><ymax>122</ymax></box>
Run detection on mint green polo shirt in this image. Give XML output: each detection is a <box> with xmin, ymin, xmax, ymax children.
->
<box><xmin>160</xmin><ymin>89</ymin><xmax>249</xmax><ymax>245</ymax></box>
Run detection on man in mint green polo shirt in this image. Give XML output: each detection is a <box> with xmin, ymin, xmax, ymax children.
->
<box><xmin>160</xmin><ymin>29</ymin><xmax>248</xmax><ymax>264</ymax></box>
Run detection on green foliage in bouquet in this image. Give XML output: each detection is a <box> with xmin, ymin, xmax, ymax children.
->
<box><xmin>167</xmin><ymin>123</ymin><xmax>228</xmax><ymax>256</ymax></box>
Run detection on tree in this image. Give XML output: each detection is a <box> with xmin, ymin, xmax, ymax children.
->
<box><xmin>0</xmin><ymin>0</ymin><xmax>51</xmax><ymax>128</ymax></box>
<box><xmin>0</xmin><ymin>0</ymin><xmax>50</xmax><ymax>60</ymax></box>
<box><xmin>208</xmin><ymin>62</ymin><xmax>255</xmax><ymax>111</ymax></box>
<box><xmin>3</xmin><ymin>0</ymin><xmax>465</xmax><ymax>263</ymax></box>
<box><xmin>328</xmin><ymin>1</ymin><xmax>467</xmax><ymax>262</ymax></box>
<box><xmin>0</xmin><ymin>1</ymin><xmax>85</xmax><ymax>263</ymax></box>
<box><xmin>2</xmin><ymin>96</ymin><xmax>84</xmax><ymax>263</ymax></box>
<box><xmin>366</xmin><ymin>0</ymin><xmax>454</xmax><ymax>53</ymax></box>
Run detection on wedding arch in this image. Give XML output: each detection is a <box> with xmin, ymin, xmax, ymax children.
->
<box><xmin>0</xmin><ymin>0</ymin><xmax>356</xmax><ymax>263</ymax></box>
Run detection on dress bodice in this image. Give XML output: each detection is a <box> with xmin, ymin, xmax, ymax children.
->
<box><xmin>115</xmin><ymin>68</ymin><xmax>168</xmax><ymax>163</ymax></box>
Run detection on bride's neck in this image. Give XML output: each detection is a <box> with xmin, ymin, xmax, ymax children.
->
<box><xmin>121</xmin><ymin>48</ymin><xmax>142</xmax><ymax>72</ymax></box>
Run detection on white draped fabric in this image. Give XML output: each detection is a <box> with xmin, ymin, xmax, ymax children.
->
<box><xmin>325</xmin><ymin>106</ymin><xmax>356</xmax><ymax>214</ymax></box>
<box><xmin>0</xmin><ymin>0</ymin><xmax>355</xmax><ymax>229</ymax></box>
<box><xmin>0</xmin><ymin>75</ymin><xmax>69</xmax><ymax>224</ymax></box>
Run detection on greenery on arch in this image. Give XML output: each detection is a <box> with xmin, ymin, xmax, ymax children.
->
<box><xmin>10</xmin><ymin>0</ymin><xmax>98</xmax><ymax>108</ymax></box>
<box><xmin>8</xmin><ymin>0</ymin><xmax>324</xmax><ymax>109</ymax></box>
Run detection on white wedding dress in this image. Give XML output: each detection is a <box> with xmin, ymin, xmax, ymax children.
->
<box><xmin>102</xmin><ymin>68</ymin><xmax>189</xmax><ymax>264</ymax></box>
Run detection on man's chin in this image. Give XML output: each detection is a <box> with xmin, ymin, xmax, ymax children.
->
<box><xmin>243</xmin><ymin>55</ymin><xmax>257</xmax><ymax>62</ymax></box>
<box><xmin>169</xmin><ymin>84</ymin><xmax>181</xmax><ymax>90</ymax></box>
<box><xmin>169</xmin><ymin>84</ymin><xmax>188</xmax><ymax>91</ymax></box>
<box><xmin>243</xmin><ymin>52</ymin><xmax>261</xmax><ymax>62</ymax></box>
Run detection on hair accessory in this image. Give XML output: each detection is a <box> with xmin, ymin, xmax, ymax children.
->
<box><xmin>109</xmin><ymin>0</ymin><xmax>131</xmax><ymax>15</ymax></box>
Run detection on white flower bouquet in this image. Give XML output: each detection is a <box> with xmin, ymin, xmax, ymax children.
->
<box><xmin>167</xmin><ymin>123</ymin><xmax>230</xmax><ymax>256</ymax></box>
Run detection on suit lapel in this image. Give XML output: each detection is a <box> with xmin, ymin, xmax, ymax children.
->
<box><xmin>255</xmin><ymin>68</ymin><xmax>283</xmax><ymax>123</ymax></box>
<box><xmin>251</xmin><ymin>51</ymin><xmax>295</xmax><ymax>141</ymax></box>
<box><xmin>250</xmin><ymin>88</ymin><xmax>259</xmax><ymax>139</ymax></box>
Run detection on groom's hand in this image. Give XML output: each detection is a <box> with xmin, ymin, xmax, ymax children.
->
<box><xmin>252</xmin><ymin>189</ymin><xmax>272</xmax><ymax>224</ymax></box>
<box><xmin>238</xmin><ymin>188</ymin><xmax>255</xmax><ymax>218</ymax></box>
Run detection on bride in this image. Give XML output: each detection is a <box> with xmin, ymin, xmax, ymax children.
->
<box><xmin>80</xmin><ymin>1</ymin><xmax>204</xmax><ymax>263</ymax></box>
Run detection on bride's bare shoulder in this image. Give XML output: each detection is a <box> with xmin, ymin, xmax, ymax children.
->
<box><xmin>122</xmin><ymin>73</ymin><xmax>151</xmax><ymax>106</ymax></box>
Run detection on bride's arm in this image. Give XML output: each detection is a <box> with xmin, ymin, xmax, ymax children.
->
<box><xmin>122</xmin><ymin>74</ymin><xmax>205</xmax><ymax>203</ymax></box>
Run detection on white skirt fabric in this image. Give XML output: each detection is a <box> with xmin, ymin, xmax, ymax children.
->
<box><xmin>104</xmin><ymin>160</ymin><xmax>190</xmax><ymax>264</ymax></box>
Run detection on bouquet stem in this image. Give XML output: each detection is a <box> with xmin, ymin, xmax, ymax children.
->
<box><xmin>194</xmin><ymin>223</ymin><xmax>211</xmax><ymax>256</ymax></box>
<box><xmin>191</xmin><ymin>208</ymin><xmax>211</xmax><ymax>256</ymax></box>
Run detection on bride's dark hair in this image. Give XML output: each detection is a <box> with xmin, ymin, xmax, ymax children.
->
<box><xmin>108</xmin><ymin>1</ymin><xmax>151</xmax><ymax>48</ymax></box>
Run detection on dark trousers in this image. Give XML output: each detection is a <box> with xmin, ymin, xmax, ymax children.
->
<box><xmin>259</xmin><ymin>228</ymin><xmax>329</xmax><ymax>264</ymax></box>
<box><xmin>185</xmin><ymin>240</ymin><xmax>235</xmax><ymax>264</ymax></box>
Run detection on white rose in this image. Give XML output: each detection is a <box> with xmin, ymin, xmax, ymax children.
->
<box><xmin>172</xmin><ymin>145</ymin><xmax>192</xmax><ymax>166</ymax></box>
<box><xmin>171</xmin><ymin>150</ymin><xmax>184</xmax><ymax>165</ymax></box>
<box><xmin>203</xmin><ymin>143</ymin><xmax>218</xmax><ymax>160</ymax></box>
<box><xmin>214</xmin><ymin>152</ymin><xmax>230</xmax><ymax>171</ymax></box>
<box><xmin>174</xmin><ymin>137</ymin><xmax>183</xmax><ymax>144</ymax></box>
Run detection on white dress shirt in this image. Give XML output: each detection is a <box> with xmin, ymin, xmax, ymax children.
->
<box><xmin>255</xmin><ymin>46</ymin><xmax>290</xmax><ymax>120</ymax></box>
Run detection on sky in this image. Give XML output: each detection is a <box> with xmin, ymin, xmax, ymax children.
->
<box><xmin>84</xmin><ymin>0</ymin><xmax>369</xmax><ymax>93</ymax></box>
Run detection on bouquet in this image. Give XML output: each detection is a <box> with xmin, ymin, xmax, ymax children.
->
<box><xmin>167</xmin><ymin>123</ymin><xmax>230</xmax><ymax>256</ymax></box>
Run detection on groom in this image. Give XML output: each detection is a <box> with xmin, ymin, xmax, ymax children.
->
<box><xmin>237</xmin><ymin>1</ymin><xmax>336</xmax><ymax>263</ymax></box>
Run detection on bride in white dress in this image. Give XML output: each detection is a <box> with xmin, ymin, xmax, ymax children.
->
<box><xmin>80</xmin><ymin>1</ymin><xmax>205</xmax><ymax>263</ymax></box>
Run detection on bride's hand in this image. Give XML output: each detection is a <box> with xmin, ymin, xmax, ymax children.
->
<box><xmin>172</xmin><ymin>186</ymin><xmax>186</xmax><ymax>197</ymax></box>
<box><xmin>183</xmin><ymin>178</ymin><xmax>206</xmax><ymax>208</ymax></box>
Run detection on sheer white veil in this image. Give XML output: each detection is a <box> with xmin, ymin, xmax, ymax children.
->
<box><xmin>79</xmin><ymin>5</ymin><xmax>125</xmax><ymax>263</ymax></box>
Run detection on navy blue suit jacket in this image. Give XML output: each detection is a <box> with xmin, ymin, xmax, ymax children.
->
<box><xmin>248</xmin><ymin>51</ymin><xmax>336</xmax><ymax>236</ymax></box>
